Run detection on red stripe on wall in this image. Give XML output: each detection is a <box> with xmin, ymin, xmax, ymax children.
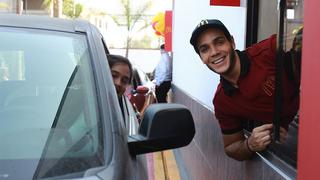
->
<box><xmin>164</xmin><ymin>11</ymin><xmax>172</xmax><ymax>52</ymax></box>
<box><xmin>210</xmin><ymin>0</ymin><xmax>240</xmax><ymax>6</ymax></box>
<box><xmin>298</xmin><ymin>0</ymin><xmax>320</xmax><ymax>179</ymax></box>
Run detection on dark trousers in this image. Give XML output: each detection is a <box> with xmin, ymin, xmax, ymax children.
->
<box><xmin>155</xmin><ymin>81</ymin><xmax>171</xmax><ymax>103</ymax></box>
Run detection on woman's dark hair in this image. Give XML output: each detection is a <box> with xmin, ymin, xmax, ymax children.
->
<box><xmin>107</xmin><ymin>54</ymin><xmax>133</xmax><ymax>81</ymax></box>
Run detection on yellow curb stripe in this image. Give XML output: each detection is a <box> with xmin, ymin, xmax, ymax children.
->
<box><xmin>153</xmin><ymin>150</ymin><xmax>181</xmax><ymax>180</ymax></box>
<box><xmin>163</xmin><ymin>150</ymin><xmax>181</xmax><ymax>180</ymax></box>
<box><xmin>154</xmin><ymin>152</ymin><xmax>165</xmax><ymax>180</ymax></box>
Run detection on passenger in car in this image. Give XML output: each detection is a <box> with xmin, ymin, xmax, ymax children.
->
<box><xmin>107</xmin><ymin>54</ymin><xmax>133</xmax><ymax>120</ymax></box>
<box><xmin>189</xmin><ymin>19</ymin><xmax>301</xmax><ymax>161</ymax></box>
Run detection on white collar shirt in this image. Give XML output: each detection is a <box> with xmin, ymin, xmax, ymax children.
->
<box><xmin>154</xmin><ymin>50</ymin><xmax>172</xmax><ymax>86</ymax></box>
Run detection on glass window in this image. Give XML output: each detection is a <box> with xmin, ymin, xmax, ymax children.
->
<box><xmin>256</xmin><ymin>0</ymin><xmax>279</xmax><ymax>41</ymax></box>
<box><xmin>137</xmin><ymin>68</ymin><xmax>150</xmax><ymax>85</ymax></box>
<box><xmin>269</xmin><ymin>0</ymin><xmax>303</xmax><ymax>168</ymax></box>
<box><xmin>0</xmin><ymin>27</ymin><xmax>104</xmax><ymax>179</ymax></box>
<box><xmin>283</xmin><ymin>0</ymin><xmax>303</xmax><ymax>52</ymax></box>
<box><xmin>246</xmin><ymin>0</ymin><xmax>303</xmax><ymax>170</ymax></box>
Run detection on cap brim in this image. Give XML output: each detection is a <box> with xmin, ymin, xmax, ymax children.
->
<box><xmin>190</xmin><ymin>23</ymin><xmax>228</xmax><ymax>47</ymax></box>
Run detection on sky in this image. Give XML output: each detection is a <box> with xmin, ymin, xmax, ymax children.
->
<box><xmin>75</xmin><ymin>0</ymin><xmax>173</xmax><ymax>72</ymax></box>
<box><xmin>77</xmin><ymin>0</ymin><xmax>173</xmax><ymax>48</ymax></box>
<box><xmin>77</xmin><ymin>0</ymin><xmax>172</xmax><ymax>14</ymax></box>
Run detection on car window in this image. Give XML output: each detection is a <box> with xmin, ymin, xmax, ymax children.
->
<box><xmin>0</xmin><ymin>27</ymin><xmax>104</xmax><ymax>179</ymax></box>
<box><xmin>136</xmin><ymin>68</ymin><xmax>150</xmax><ymax>85</ymax></box>
<box><xmin>132</xmin><ymin>69</ymin><xmax>142</xmax><ymax>89</ymax></box>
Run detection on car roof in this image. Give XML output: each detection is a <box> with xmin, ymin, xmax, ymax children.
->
<box><xmin>0</xmin><ymin>14</ymin><xmax>91</xmax><ymax>33</ymax></box>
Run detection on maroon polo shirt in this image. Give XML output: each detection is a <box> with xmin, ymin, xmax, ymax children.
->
<box><xmin>213</xmin><ymin>34</ymin><xmax>299</xmax><ymax>134</ymax></box>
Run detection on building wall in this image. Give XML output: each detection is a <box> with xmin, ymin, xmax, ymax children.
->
<box><xmin>172</xmin><ymin>85</ymin><xmax>292</xmax><ymax>180</ymax></box>
<box><xmin>109</xmin><ymin>48</ymin><xmax>160</xmax><ymax>73</ymax></box>
<box><xmin>26</xmin><ymin>0</ymin><xmax>45</xmax><ymax>10</ymax></box>
<box><xmin>0</xmin><ymin>0</ymin><xmax>49</xmax><ymax>15</ymax></box>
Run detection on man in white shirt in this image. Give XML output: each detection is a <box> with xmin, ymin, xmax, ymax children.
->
<box><xmin>154</xmin><ymin>44</ymin><xmax>172</xmax><ymax>103</ymax></box>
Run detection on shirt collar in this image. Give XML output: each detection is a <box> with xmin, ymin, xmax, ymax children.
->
<box><xmin>220</xmin><ymin>50</ymin><xmax>251</xmax><ymax>96</ymax></box>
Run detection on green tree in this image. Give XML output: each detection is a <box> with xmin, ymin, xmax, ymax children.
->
<box><xmin>42</xmin><ymin>0</ymin><xmax>83</xmax><ymax>18</ymax></box>
<box><xmin>62</xmin><ymin>0</ymin><xmax>83</xmax><ymax>18</ymax></box>
<box><xmin>0</xmin><ymin>3</ymin><xmax>8</xmax><ymax>10</ymax></box>
<box><xmin>110</xmin><ymin>0</ymin><xmax>153</xmax><ymax>57</ymax></box>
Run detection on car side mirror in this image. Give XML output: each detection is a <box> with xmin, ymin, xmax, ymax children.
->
<box><xmin>128</xmin><ymin>103</ymin><xmax>195</xmax><ymax>155</ymax></box>
<box><xmin>136</xmin><ymin>85</ymin><xmax>149</xmax><ymax>94</ymax></box>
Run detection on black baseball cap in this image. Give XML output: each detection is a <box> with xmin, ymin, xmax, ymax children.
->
<box><xmin>190</xmin><ymin>19</ymin><xmax>231</xmax><ymax>54</ymax></box>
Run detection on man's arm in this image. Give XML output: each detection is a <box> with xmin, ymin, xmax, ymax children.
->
<box><xmin>223</xmin><ymin>131</ymin><xmax>253</xmax><ymax>161</ymax></box>
<box><xmin>223</xmin><ymin>124</ymin><xmax>273</xmax><ymax>161</ymax></box>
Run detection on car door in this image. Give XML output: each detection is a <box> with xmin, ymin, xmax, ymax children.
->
<box><xmin>88</xmin><ymin>31</ymin><xmax>149</xmax><ymax>180</ymax></box>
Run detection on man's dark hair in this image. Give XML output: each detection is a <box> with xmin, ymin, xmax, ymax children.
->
<box><xmin>107</xmin><ymin>54</ymin><xmax>133</xmax><ymax>81</ymax></box>
<box><xmin>160</xmin><ymin>44</ymin><xmax>165</xmax><ymax>50</ymax></box>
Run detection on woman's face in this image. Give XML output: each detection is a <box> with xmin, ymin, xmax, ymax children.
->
<box><xmin>110</xmin><ymin>63</ymin><xmax>131</xmax><ymax>97</ymax></box>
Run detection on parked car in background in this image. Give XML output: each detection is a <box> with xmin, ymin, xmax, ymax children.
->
<box><xmin>125</xmin><ymin>67</ymin><xmax>157</xmax><ymax>120</ymax></box>
<box><xmin>0</xmin><ymin>14</ymin><xmax>195</xmax><ymax>180</ymax></box>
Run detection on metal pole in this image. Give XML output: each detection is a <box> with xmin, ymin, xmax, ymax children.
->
<box><xmin>273</xmin><ymin>0</ymin><xmax>286</xmax><ymax>142</ymax></box>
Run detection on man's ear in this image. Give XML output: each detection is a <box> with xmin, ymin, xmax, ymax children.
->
<box><xmin>231</xmin><ymin>36</ymin><xmax>236</xmax><ymax>49</ymax></box>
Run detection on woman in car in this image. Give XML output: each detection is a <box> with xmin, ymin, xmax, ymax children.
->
<box><xmin>107</xmin><ymin>54</ymin><xmax>133</xmax><ymax>121</ymax></box>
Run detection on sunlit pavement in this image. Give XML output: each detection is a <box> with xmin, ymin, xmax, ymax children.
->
<box><xmin>147</xmin><ymin>89</ymin><xmax>181</xmax><ymax>180</ymax></box>
<box><xmin>147</xmin><ymin>150</ymin><xmax>181</xmax><ymax>180</ymax></box>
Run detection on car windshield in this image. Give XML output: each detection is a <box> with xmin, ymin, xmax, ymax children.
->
<box><xmin>0</xmin><ymin>27</ymin><xmax>104</xmax><ymax>179</ymax></box>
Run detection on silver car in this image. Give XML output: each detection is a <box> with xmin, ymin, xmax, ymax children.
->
<box><xmin>0</xmin><ymin>15</ymin><xmax>195</xmax><ymax>180</ymax></box>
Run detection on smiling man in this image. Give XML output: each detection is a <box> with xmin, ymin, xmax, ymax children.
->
<box><xmin>190</xmin><ymin>19</ymin><xmax>300</xmax><ymax>161</ymax></box>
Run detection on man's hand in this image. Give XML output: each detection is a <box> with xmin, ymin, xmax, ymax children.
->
<box><xmin>279</xmin><ymin>127</ymin><xmax>288</xmax><ymax>143</ymax></box>
<box><xmin>222</xmin><ymin>124</ymin><xmax>288</xmax><ymax>161</ymax></box>
<box><xmin>247</xmin><ymin>124</ymin><xmax>273</xmax><ymax>152</ymax></box>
